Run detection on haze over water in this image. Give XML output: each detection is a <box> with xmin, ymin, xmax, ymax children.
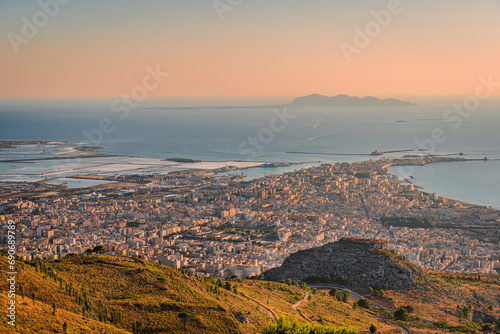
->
<box><xmin>1</xmin><ymin>0</ymin><xmax>500</xmax><ymax>209</ymax></box>
<box><xmin>1</xmin><ymin>98</ymin><xmax>499</xmax><ymax>208</ymax></box>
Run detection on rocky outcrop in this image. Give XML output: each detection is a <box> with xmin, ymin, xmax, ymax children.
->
<box><xmin>234</xmin><ymin>311</ymin><xmax>249</xmax><ymax>323</ymax></box>
<box><xmin>263</xmin><ymin>238</ymin><xmax>423</xmax><ymax>290</ymax></box>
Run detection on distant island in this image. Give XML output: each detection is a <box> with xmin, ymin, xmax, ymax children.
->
<box><xmin>288</xmin><ymin>94</ymin><xmax>416</xmax><ymax>107</ymax></box>
<box><xmin>146</xmin><ymin>94</ymin><xmax>416</xmax><ymax>109</ymax></box>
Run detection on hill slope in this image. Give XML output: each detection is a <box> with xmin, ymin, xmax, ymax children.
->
<box><xmin>2</xmin><ymin>247</ymin><xmax>499</xmax><ymax>333</ymax></box>
<box><xmin>263</xmin><ymin>238</ymin><xmax>424</xmax><ymax>290</ymax></box>
<box><xmin>0</xmin><ymin>254</ymin><xmax>399</xmax><ymax>334</ymax></box>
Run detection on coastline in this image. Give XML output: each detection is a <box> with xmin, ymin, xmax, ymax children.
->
<box><xmin>389</xmin><ymin>160</ymin><xmax>500</xmax><ymax>210</ymax></box>
<box><xmin>1</xmin><ymin>141</ymin><xmax>499</xmax><ymax>210</ymax></box>
<box><xmin>3</xmin><ymin>150</ymin><xmax>499</xmax><ymax>279</ymax></box>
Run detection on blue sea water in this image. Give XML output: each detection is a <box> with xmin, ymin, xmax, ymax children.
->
<box><xmin>0</xmin><ymin>98</ymin><xmax>499</xmax><ymax>207</ymax></box>
<box><xmin>390</xmin><ymin>161</ymin><xmax>500</xmax><ymax>209</ymax></box>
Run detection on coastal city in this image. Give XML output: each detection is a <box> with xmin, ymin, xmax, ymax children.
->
<box><xmin>1</xmin><ymin>154</ymin><xmax>499</xmax><ymax>279</ymax></box>
<box><xmin>3</xmin><ymin>2</ymin><xmax>500</xmax><ymax>332</ymax></box>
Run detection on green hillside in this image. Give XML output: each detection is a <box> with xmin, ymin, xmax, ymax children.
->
<box><xmin>0</xmin><ymin>254</ymin><xmax>392</xmax><ymax>334</ymax></box>
<box><xmin>1</xmin><ymin>253</ymin><xmax>499</xmax><ymax>333</ymax></box>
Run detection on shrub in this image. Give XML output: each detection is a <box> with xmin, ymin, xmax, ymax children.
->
<box><xmin>394</xmin><ymin>307</ymin><xmax>409</xmax><ymax>321</ymax></box>
<box><xmin>461</xmin><ymin>305</ymin><xmax>473</xmax><ymax>320</ymax></box>
<box><xmin>404</xmin><ymin>305</ymin><xmax>414</xmax><ymax>313</ymax></box>
<box><xmin>482</xmin><ymin>323</ymin><xmax>494</xmax><ymax>332</ymax></box>
<box><xmin>63</xmin><ymin>322</ymin><xmax>68</xmax><ymax>334</ymax></box>
<box><xmin>337</xmin><ymin>290</ymin><xmax>350</xmax><ymax>303</ymax></box>
<box><xmin>357</xmin><ymin>298</ymin><xmax>372</xmax><ymax>309</ymax></box>
<box><xmin>92</xmin><ymin>245</ymin><xmax>106</xmax><ymax>254</ymax></box>
<box><xmin>260</xmin><ymin>315</ymin><xmax>358</xmax><ymax>334</ymax></box>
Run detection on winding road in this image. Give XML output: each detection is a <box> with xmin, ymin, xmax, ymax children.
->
<box><xmin>372</xmin><ymin>314</ymin><xmax>411</xmax><ymax>334</ymax></box>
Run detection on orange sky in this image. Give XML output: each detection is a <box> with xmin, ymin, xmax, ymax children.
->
<box><xmin>1</xmin><ymin>0</ymin><xmax>499</xmax><ymax>98</ymax></box>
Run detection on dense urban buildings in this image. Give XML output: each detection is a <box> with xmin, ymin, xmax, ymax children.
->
<box><xmin>2</xmin><ymin>157</ymin><xmax>499</xmax><ymax>278</ymax></box>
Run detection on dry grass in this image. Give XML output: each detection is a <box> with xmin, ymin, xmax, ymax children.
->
<box><xmin>1</xmin><ymin>254</ymin><xmax>402</xmax><ymax>333</ymax></box>
<box><xmin>3</xmin><ymin>255</ymin><xmax>496</xmax><ymax>333</ymax></box>
<box><xmin>0</xmin><ymin>293</ymin><xmax>129</xmax><ymax>334</ymax></box>
<box><xmin>300</xmin><ymin>291</ymin><xmax>401</xmax><ymax>333</ymax></box>
<box><xmin>388</xmin><ymin>271</ymin><xmax>500</xmax><ymax>327</ymax></box>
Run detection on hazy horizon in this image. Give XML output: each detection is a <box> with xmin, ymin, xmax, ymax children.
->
<box><xmin>1</xmin><ymin>0</ymin><xmax>500</xmax><ymax>99</ymax></box>
<box><xmin>2</xmin><ymin>95</ymin><xmax>500</xmax><ymax>109</ymax></box>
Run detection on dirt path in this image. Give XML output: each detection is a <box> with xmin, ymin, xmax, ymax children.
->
<box><xmin>291</xmin><ymin>291</ymin><xmax>310</xmax><ymax>322</ymax></box>
<box><xmin>245</xmin><ymin>296</ymin><xmax>278</xmax><ymax>322</ymax></box>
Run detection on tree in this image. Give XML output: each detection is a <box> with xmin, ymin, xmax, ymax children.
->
<box><xmin>462</xmin><ymin>305</ymin><xmax>473</xmax><ymax>320</ymax></box>
<box><xmin>31</xmin><ymin>292</ymin><xmax>36</xmax><ymax>305</ymax></box>
<box><xmin>85</xmin><ymin>248</ymin><xmax>93</xmax><ymax>255</ymax></box>
<box><xmin>405</xmin><ymin>305</ymin><xmax>415</xmax><ymax>314</ymax></box>
<box><xmin>52</xmin><ymin>302</ymin><xmax>57</xmax><ymax>315</ymax></box>
<box><xmin>369</xmin><ymin>324</ymin><xmax>377</xmax><ymax>334</ymax></box>
<box><xmin>132</xmin><ymin>320</ymin><xmax>144</xmax><ymax>334</ymax></box>
<box><xmin>63</xmin><ymin>322</ymin><xmax>68</xmax><ymax>334</ymax></box>
<box><xmin>329</xmin><ymin>288</ymin><xmax>338</xmax><ymax>298</ymax></box>
<box><xmin>335</xmin><ymin>276</ymin><xmax>349</xmax><ymax>286</ymax></box>
<box><xmin>482</xmin><ymin>323</ymin><xmax>494</xmax><ymax>332</ymax></box>
<box><xmin>111</xmin><ymin>310</ymin><xmax>123</xmax><ymax>324</ymax></box>
<box><xmin>178</xmin><ymin>312</ymin><xmax>190</xmax><ymax>329</ymax></box>
<box><xmin>394</xmin><ymin>307</ymin><xmax>409</xmax><ymax>321</ymax></box>
<box><xmin>92</xmin><ymin>245</ymin><xmax>106</xmax><ymax>254</ymax></box>
<box><xmin>337</xmin><ymin>290</ymin><xmax>350</xmax><ymax>303</ymax></box>
<box><xmin>358</xmin><ymin>298</ymin><xmax>372</xmax><ymax>309</ymax></box>
<box><xmin>260</xmin><ymin>315</ymin><xmax>358</xmax><ymax>334</ymax></box>
<box><xmin>368</xmin><ymin>287</ymin><xmax>374</xmax><ymax>295</ymax></box>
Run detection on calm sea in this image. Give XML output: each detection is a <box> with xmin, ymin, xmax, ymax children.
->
<box><xmin>1</xmin><ymin>98</ymin><xmax>499</xmax><ymax>208</ymax></box>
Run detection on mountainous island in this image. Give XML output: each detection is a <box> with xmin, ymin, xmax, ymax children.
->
<box><xmin>288</xmin><ymin>94</ymin><xmax>416</xmax><ymax>107</ymax></box>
